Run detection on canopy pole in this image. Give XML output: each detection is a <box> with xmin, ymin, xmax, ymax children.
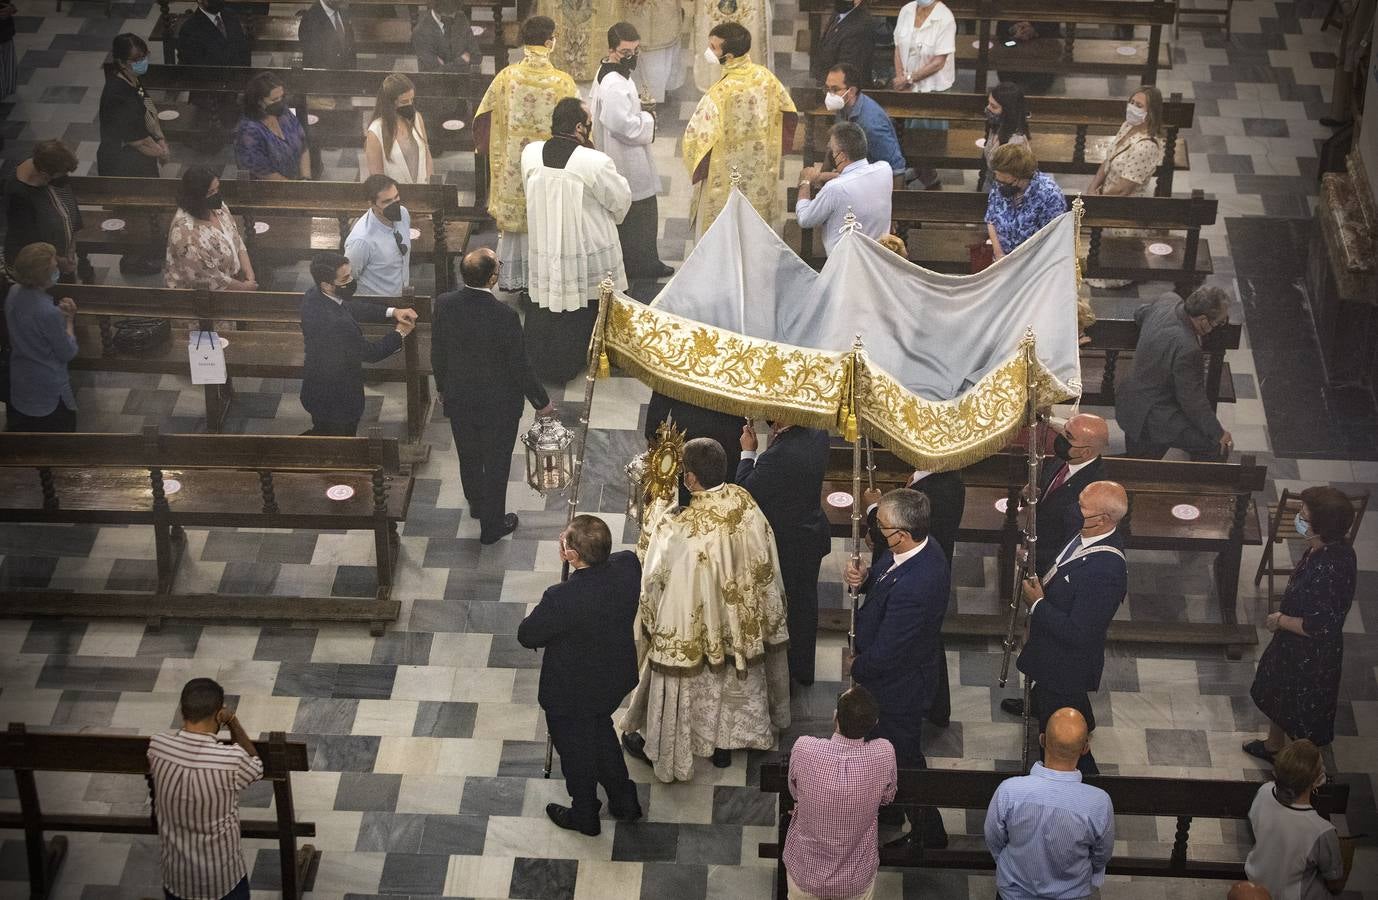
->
<box><xmin>544</xmin><ymin>275</ymin><xmax>615</xmax><ymax>779</ymax></box>
<box><xmin>847</xmin><ymin>336</ymin><xmax>864</xmax><ymax>663</ymax></box>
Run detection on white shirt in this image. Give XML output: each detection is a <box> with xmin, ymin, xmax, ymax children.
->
<box><xmin>319</xmin><ymin>0</ymin><xmax>342</xmax><ymax>31</ymax></box>
<box><xmin>882</xmin><ymin>536</ymin><xmax>929</xmax><ymax>577</ymax></box>
<box><xmin>893</xmin><ymin>1</ymin><xmax>957</xmax><ymax>93</ymax></box>
<box><xmin>589</xmin><ymin>67</ymin><xmax>659</xmax><ymax>201</ymax></box>
<box><xmin>366</xmin><ymin>118</ymin><xmax>431</xmax><ymax>184</ymax></box>
<box><xmin>796</xmin><ymin>159</ymin><xmax>893</xmax><ymax>253</ymax></box>
<box><xmin>431</xmin><ymin>9</ymin><xmax>445</xmax><ymax>30</ymax></box>
<box><xmin>201</xmin><ymin>7</ymin><xmax>224</xmax><ymax>30</ymax></box>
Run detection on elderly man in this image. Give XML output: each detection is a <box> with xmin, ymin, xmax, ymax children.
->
<box><xmin>984</xmin><ymin>708</ymin><xmax>1114</xmax><ymax>900</ymax></box>
<box><xmin>796</xmin><ymin>122</ymin><xmax>893</xmax><ymax>254</ymax></box>
<box><xmin>1116</xmin><ymin>286</ymin><xmax>1234</xmax><ymax>461</ymax></box>
<box><xmin>822</xmin><ymin>63</ymin><xmax>906</xmax><ymax>181</ymax></box>
<box><xmin>1015</xmin><ymin>481</ymin><xmax>1129</xmax><ymax>776</ymax></box>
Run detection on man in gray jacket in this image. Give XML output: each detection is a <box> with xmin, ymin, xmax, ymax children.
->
<box><xmin>1115</xmin><ymin>286</ymin><xmax>1234</xmax><ymax>460</ymax></box>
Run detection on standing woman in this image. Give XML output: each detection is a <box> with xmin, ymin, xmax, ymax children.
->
<box><xmin>234</xmin><ymin>72</ymin><xmax>310</xmax><ymax>181</ymax></box>
<box><xmin>164</xmin><ymin>166</ymin><xmax>258</xmax><ymax>292</ymax></box>
<box><xmin>5</xmin><ymin>243</ymin><xmax>78</xmax><ymax>432</ymax></box>
<box><xmin>98</xmin><ymin>33</ymin><xmax>169</xmax><ymax>275</ymax></box>
<box><xmin>364</xmin><ymin>73</ymin><xmax>433</xmax><ymax>184</ymax></box>
<box><xmin>0</xmin><ymin>0</ymin><xmax>16</xmax><ymax>99</ymax></box>
<box><xmin>1245</xmin><ymin>486</ymin><xmax>1358</xmax><ymax>763</ymax></box>
<box><xmin>892</xmin><ymin>0</ymin><xmax>955</xmax><ymax>189</ymax></box>
<box><xmin>982</xmin><ymin>81</ymin><xmax>1032</xmax><ymax>181</ymax></box>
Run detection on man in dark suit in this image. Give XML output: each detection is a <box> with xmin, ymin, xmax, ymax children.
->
<box><xmin>518</xmin><ymin>515</ymin><xmax>643</xmax><ymax>835</ymax></box>
<box><xmin>299</xmin><ymin>251</ymin><xmax>416</xmax><ymax>436</ymax></box>
<box><xmin>297</xmin><ymin>0</ymin><xmax>355</xmax><ymax>69</ymax></box>
<box><xmin>737</xmin><ymin>421</ymin><xmax>832</xmax><ymax>685</ymax></box>
<box><xmin>845</xmin><ymin>487</ymin><xmax>950</xmax><ymax>850</ymax></box>
<box><xmin>812</xmin><ymin>0</ymin><xmax>877</xmax><ymax>85</ymax></box>
<box><xmin>412</xmin><ymin>0</ymin><xmax>480</xmax><ymax>72</ymax></box>
<box><xmin>1115</xmin><ymin>287</ymin><xmax>1234</xmax><ymax>461</ymax></box>
<box><xmin>644</xmin><ymin>391</ymin><xmax>743</xmax><ymax>503</ymax></box>
<box><xmin>1033</xmin><ymin>412</ymin><xmax>1109</xmax><ymax>577</ymax></box>
<box><xmin>1012</xmin><ymin>480</ymin><xmax>1129</xmax><ymax>776</ymax></box>
<box><xmin>433</xmin><ymin>248</ymin><xmax>554</xmax><ymax>544</ymax></box>
<box><xmin>177</xmin><ymin>0</ymin><xmax>251</xmax><ymax>137</ymax></box>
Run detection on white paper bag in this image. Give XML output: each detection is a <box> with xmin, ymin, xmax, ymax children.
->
<box><xmin>188</xmin><ymin>330</ymin><xmax>227</xmax><ymax>385</ymax></box>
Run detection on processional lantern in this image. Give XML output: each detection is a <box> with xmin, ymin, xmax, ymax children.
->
<box><xmin>522</xmin><ymin>415</ymin><xmax>575</xmax><ymax>495</ymax></box>
<box><xmin>624</xmin><ymin>451</ymin><xmax>649</xmax><ymax>522</ymax></box>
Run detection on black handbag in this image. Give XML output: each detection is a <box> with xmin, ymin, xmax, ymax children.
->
<box><xmin>112</xmin><ymin>317</ymin><xmax>172</xmax><ymax>354</ymax></box>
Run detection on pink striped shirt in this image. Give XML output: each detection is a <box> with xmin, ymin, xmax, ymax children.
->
<box><xmin>147</xmin><ymin>729</ymin><xmax>264</xmax><ymax>900</ymax></box>
<box><xmin>782</xmin><ymin>733</ymin><xmax>898</xmax><ymax>898</ymax></box>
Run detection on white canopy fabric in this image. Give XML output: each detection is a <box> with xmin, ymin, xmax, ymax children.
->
<box><xmin>603</xmin><ymin>188</ymin><xmax>1083</xmax><ymax>470</ymax></box>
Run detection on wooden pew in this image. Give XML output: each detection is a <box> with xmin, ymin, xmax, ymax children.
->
<box><xmin>801</xmin><ymin>0</ymin><xmax>1178</xmax><ymax>90</ymax></box>
<box><xmin>758</xmin><ymin>761</ymin><xmax>1350</xmax><ymax>898</ymax></box>
<box><xmin>1</xmin><ymin>724</ymin><xmax>319</xmax><ymax>900</ymax></box>
<box><xmin>1079</xmin><ymin>314</ymin><xmax>1242</xmax><ymax>409</ymax></box>
<box><xmin>50</xmin><ymin>283</ymin><xmax>435</xmax><ymax>455</ymax></box>
<box><xmin>820</xmin><ymin>448</ymin><xmax>1265</xmax><ymax>656</ymax></box>
<box><xmin>0</xmin><ymin>428</ymin><xmax>410</xmax><ymax>634</ymax></box>
<box><xmin>789</xmin><ymin>88</ymin><xmax>1194</xmax><ymax>197</ymax></box>
<box><xmin>66</xmin><ymin>175</ymin><xmax>474</xmax><ymax>292</ymax></box>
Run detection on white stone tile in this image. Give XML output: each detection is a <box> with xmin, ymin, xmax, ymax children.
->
<box><xmin>449</xmin><ymin>667</ymin><xmax>518</xmax><ymax>703</ymax></box>
<box><xmin>648</xmin><ymin>780</ymin><xmax>714</xmax><ymax>824</ymax></box>
<box><xmin>75</xmin><ymin>621</ymin><xmax>146</xmax><ymax>658</ymax></box>
<box><xmin>446</xmin><ymin>855</ymin><xmax>517</xmax><ymax>897</ymax></box>
<box><xmin>373</xmin><ymin>735</ymin><xmax>445</xmax><ymax>775</ymax></box>
<box><xmin>434</xmin><ymin>737</ymin><xmax>505</xmax><ymax>777</ymax></box>
<box><xmin>472</xmin><ymin>701</ymin><xmax>541</xmax><ymax>740</ymax></box>
<box><xmin>397</xmin><ymin>773</ymin><xmax>466</xmax><ymax>814</ymax></box>
<box><xmin>484</xmin><ymin>813</ymin><xmax>616</xmax><ymax>860</ymax></box>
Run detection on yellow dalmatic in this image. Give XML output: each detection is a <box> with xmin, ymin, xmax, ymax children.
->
<box><xmin>538</xmin><ymin>0</ymin><xmax>620</xmax><ymax>82</ymax></box>
<box><xmin>473</xmin><ymin>45</ymin><xmax>578</xmax><ymax>233</ymax></box>
<box><xmin>681</xmin><ymin>55</ymin><xmax>797</xmax><ymax>236</ymax></box>
<box><xmin>692</xmin><ymin>0</ymin><xmax>771</xmax><ymax>92</ymax></box>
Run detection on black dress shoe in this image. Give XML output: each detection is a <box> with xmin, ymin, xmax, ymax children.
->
<box><xmin>711</xmin><ymin>748</ymin><xmax>732</xmax><ymax>768</ymax></box>
<box><xmin>1319</xmin><ymin>116</ymin><xmax>1352</xmax><ymax>128</ymax></box>
<box><xmin>651</xmin><ymin>262</ymin><xmax>675</xmax><ymax>278</ymax></box>
<box><xmin>546</xmin><ymin>803</ymin><xmax>599</xmax><ymax>836</ymax></box>
<box><xmin>609</xmin><ymin>797</ymin><xmax>643</xmax><ymax>822</ymax></box>
<box><xmin>621</xmin><ymin>731</ymin><xmax>652</xmax><ymax>765</ymax></box>
<box><xmin>1000</xmin><ymin>698</ymin><xmax>1025</xmax><ymax>717</ymax></box>
<box><xmin>479</xmin><ymin>513</ymin><xmax>518</xmax><ymax>545</ymax></box>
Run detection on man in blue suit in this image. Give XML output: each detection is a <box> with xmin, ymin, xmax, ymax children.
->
<box><xmin>1016</xmin><ymin>480</ymin><xmax>1129</xmax><ymax>777</ymax></box>
<box><xmin>844</xmin><ymin>487</ymin><xmax>950</xmax><ymax>851</ymax></box>
<box><xmin>298</xmin><ymin>252</ymin><xmax>416</xmax><ymax>435</ymax></box>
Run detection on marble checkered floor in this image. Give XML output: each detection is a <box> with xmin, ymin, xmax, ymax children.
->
<box><xmin>2</xmin><ymin>0</ymin><xmax>1377</xmax><ymax>897</ymax></box>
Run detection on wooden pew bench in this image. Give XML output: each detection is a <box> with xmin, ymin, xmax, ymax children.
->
<box><xmin>757</xmin><ymin>762</ymin><xmax>1349</xmax><ymax>898</ymax></box>
<box><xmin>1</xmin><ymin>724</ymin><xmax>319</xmax><ymax>900</ymax></box>
<box><xmin>819</xmin><ymin>448</ymin><xmax>1265</xmax><ymax>656</ymax></box>
<box><xmin>0</xmin><ymin>429</ymin><xmax>410</xmax><ymax>634</ymax></box>
<box><xmin>1079</xmin><ymin>315</ymin><xmax>1242</xmax><ymax>409</ymax></box>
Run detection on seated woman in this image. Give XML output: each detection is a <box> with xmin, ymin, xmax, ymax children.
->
<box><xmin>981</xmin><ymin>81</ymin><xmax>1031</xmax><ymax>182</ymax></box>
<box><xmin>165</xmin><ymin>166</ymin><xmax>257</xmax><ymax>292</ymax></box>
<box><xmin>364</xmin><ymin>73</ymin><xmax>434</xmax><ymax>184</ymax></box>
<box><xmin>234</xmin><ymin>71</ymin><xmax>310</xmax><ymax>181</ymax></box>
<box><xmin>1084</xmin><ymin>85</ymin><xmax>1166</xmax><ymax>288</ymax></box>
<box><xmin>5</xmin><ymin>242</ymin><xmax>78</xmax><ymax>433</ymax></box>
<box><xmin>3</xmin><ymin>140</ymin><xmax>81</xmax><ymax>283</ymax></box>
<box><xmin>984</xmin><ymin>142</ymin><xmax>1064</xmax><ymax>260</ymax></box>
<box><xmin>1244</xmin><ymin>739</ymin><xmax>1350</xmax><ymax>898</ymax></box>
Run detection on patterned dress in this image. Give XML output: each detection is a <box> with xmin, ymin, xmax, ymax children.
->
<box><xmin>983</xmin><ymin>170</ymin><xmax>1065</xmax><ymax>255</ymax></box>
<box><xmin>1250</xmin><ymin>541</ymin><xmax>1357</xmax><ymax>746</ymax></box>
<box><xmin>164</xmin><ymin>207</ymin><xmax>248</xmax><ymax>290</ymax></box>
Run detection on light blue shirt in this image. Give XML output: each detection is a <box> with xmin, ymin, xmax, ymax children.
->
<box><xmin>984</xmin><ymin>762</ymin><xmax>1115</xmax><ymax>900</ymax></box>
<box><xmin>5</xmin><ymin>284</ymin><xmax>77</xmax><ymax>417</ymax></box>
<box><xmin>344</xmin><ymin>206</ymin><xmax>412</xmax><ymax>297</ymax></box>
<box><xmin>796</xmin><ymin>159</ymin><xmax>894</xmax><ymax>253</ymax></box>
<box><xmin>840</xmin><ymin>92</ymin><xmax>907</xmax><ymax>174</ymax></box>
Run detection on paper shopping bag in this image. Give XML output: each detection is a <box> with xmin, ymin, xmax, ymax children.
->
<box><xmin>188</xmin><ymin>330</ymin><xmax>227</xmax><ymax>385</ymax></box>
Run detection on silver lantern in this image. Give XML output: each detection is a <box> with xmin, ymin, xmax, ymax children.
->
<box><xmin>625</xmin><ymin>451</ymin><xmax>649</xmax><ymax>523</ymax></box>
<box><xmin>522</xmin><ymin>415</ymin><xmax>575</xmax><ymax>495</ymax></box>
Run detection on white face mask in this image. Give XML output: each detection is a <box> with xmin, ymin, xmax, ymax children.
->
<box><xmin>824</xmin><ymin>91</ymin><xmax>846</xmax><ymax>112</ymax></box>
<box><xmin>1125</xmin><ymin>103</ymin><xmax>1147</xmax><ymax>125</ymax></box>
<box><xmin>703</xmin><ymin>47</ymin><xmax>723</xmax><ymax>66</ymax></box>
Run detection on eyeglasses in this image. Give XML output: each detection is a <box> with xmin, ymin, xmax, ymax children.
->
<box><xmin>615</xmin><ymin>48</ymin><xmax>639</xmax><ymax>59</ymax></box>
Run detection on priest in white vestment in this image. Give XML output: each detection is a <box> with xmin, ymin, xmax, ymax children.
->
<box><xmin>621</xmin><ymin>437</ymin><xmax>792</xmax><ymax>783</ymax></box>
<box><xmin>520</xmin><ymin>96</ymin><xmax>632</xmax><ymax>382</ymax></box>
<box><xmin>621</xmin><ymin>0</ymin><xmax>685</xmax><ymax>103</ymax></box>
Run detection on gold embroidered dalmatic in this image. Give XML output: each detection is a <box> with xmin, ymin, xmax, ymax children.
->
<box><xmin>692</xmin><ymin>0</ymin><xmax>771</xmax><ymax>92</ymax></box>
<box><xmin>681</xmin><ymin>55</ymin><xmax>796</xmax><ymax>236</ymax></box>
<box><xmin>474</xmin><ymin>45</ymin><xmax>579</xmax><ymax>233</ymax></box>
<box><xmin>538</xmin><ymin>0</ymin><xmax>621</xmax><ymax>82</ymax></box>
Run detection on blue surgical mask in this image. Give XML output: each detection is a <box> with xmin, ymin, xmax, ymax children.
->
<box><xmin>130</xmin><ymin>58</ymin><xmax>150</xmax><ymax>76</ymax></box>
<box><xmin>51</xmin><ymin>269</ymin><xmax>61</xmax><ymax>284</ymax></box>
<box><xmin>1295</xmin><ymin>513</ymin><xmax>1311</xmax><ymax>538</ymax></box>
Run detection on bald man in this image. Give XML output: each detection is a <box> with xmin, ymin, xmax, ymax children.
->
<box><xmin>1227</xmin><ymin>882</ymin><xmax>1272</xmax><ymax>900</ymax></box>
<box><xmin>1012</xmin><ymin>481</ymin><xmax>1129</xmax><ymax>776</ymax></box>
<box><xmin>432</xmin><ymin>247</ymin><xmax>555</xmax><ymax>544</ymax></box>
<box><xmin>985</xmin><ymin>708</ymin><xmax>1114</xmax><ymax>900</ymax></box>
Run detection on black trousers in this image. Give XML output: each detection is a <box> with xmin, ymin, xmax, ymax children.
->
<box><xmin>546</xmin><ymin>712</ymin><xmax>637</xmax><ymax>829</ymax></box>
<box><xmin>305</xmin><ymin>418</ymin><xmax>358</xmax><ymax>436</ymax></box>
<box><xmin>6</xmin><ymin>399</ymin><xmax>77</xmax><ymax>433</ymax></box>
<box><xmin>1031</xmin><ymin>681</ymin><xmax>1099</xmax><ymax>776</ymax></box>
<box><xmin>871</xmin><ymin>705</ymin><xmax>948</xmax><ymax>846</ymax></box>
<box><xmin>448</xmin><ymin>408</ymin><xmax>519</xmax><ymax>538</ymax></box>
<box><xmin>1123</xmin><ymin>426</ymin><xmax>1223</xmax><ymax>462</ymax></box>
<box><xmin>618</xmin><ymin>195</ymin><xmax>666</xmax><ymax>278</ymax></box>
<box><xmin>778</xmin><ymin>543</ymin><xmax>824</xmax><ymax>683</ymax></box>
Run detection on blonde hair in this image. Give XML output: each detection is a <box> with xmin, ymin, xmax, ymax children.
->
<box><xmin>13</xmin><ymin>242</ymin><xmax>58</xmax><ymax>287</ymax></box>
<box><xmin>371</xmin><ymin>73</ymin><xmax>427</xmax><ymax>160</ymax></box>
<box><xmin>1273</xmin><ymin>740</ymin><xmax>1324</xmax><ymax>804</ymax></box>
<box><xmin>990</xmin><ymin>142</ymin><xmax>1038</xmax><ymax>181</ymax></box>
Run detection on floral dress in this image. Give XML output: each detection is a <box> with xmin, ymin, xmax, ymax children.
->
<box><xmin>164</xmin><ymin>207</ymin><xmax>247</xmax><ymax>290</ymax></box>
<box><xmin>1250</xmin><ymin>541</ymin><xmax>1357</xmax><ymax>746</ymax></box>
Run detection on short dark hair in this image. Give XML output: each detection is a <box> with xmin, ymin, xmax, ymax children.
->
<box><xmin>177</xmin><ymin>165</ymin><xmax>219</xmax><ymax>220</ymax></box>
<box><xmin>1300</xmin><ymin>485</ymin><xmax>1356</xmax><ymax>543</ymax></box>
<box><xmin>827</xmin><ymin>63</ymin><xmax>860</xmax><ymax>89</ymax></box>
<box><xmin>879</xmin><ymin>488</ymin><xmax>930</xmax><ymax>542</ymax></box>
<box><xmin>242</xmin><ymin>70</ymin><xmax>285</xmax><ymax>119</ymax></box>
<box><xmin>460</xmin><ymin>249</ymin><xmax>497</xmax><ymax>287</ymax></box>
<box><xmin>830</xmin><ymin>121</ymin><xmax>868</xmax><ymax>164</ymax></box>
<box><xmin>180</xmin><ymin>677</ymin><xmax>224</xmax><ymax>722</ymax></box>
<box><xmin>363</xmin><ymin>173</ymin><xmax>399</xmax><ymax>204</ymax></box>
<box><xmin>551</xmin><ymin>96</ymin><xmax>588</xmax><ymax>136</ymax></box>
<box><xmin>836</xmin><ymin>685</ymin><xmax>879</xmax><ymax>739</ymax></box>
<box><xmin>564</xmin><ymin>514</ymin><xmax>612</xmax><ymax>566</ymax></box>
<box><xmin>33</xmin><ymin>140</ymin><xmax>78</xmax><ymax>177</ymax></box>
<box><xmin>311</xmin><ymin>251</ymin><xmax>349</xmax><ymax>287</ymax></box>
<box><xmin>607</xmin><ymin>21</ymin><xmax>639</xmax><ymax>47</ymax></box>
<box><xmin>709</xmin><ymin>22</ymin><xmax>751</xmax><ymax>58</ymax></box>
<box><xmin>682</xmin><ymin>437</ymin><xmax>726</xmax><ymax>488</ymax></box>
<box><xmin>104</xmin><ymin>32</ymin><xmax>148</xmax><ymax>75</ymax></box>
<box><xmin>520</xmin><ymin>15</ymin><xmax>556</xmax><ymax>46</ymax></box>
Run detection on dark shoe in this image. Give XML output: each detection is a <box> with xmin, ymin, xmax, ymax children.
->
<box><xmin>1242</xmin><ymin>739</ymin><xmax>1277</xmax><ymax>764</ymax></box>
<box><xmin>546</xmin><ymin>802</ymin><xmax>599</xmax><ymax>836</ymax></box>
<box><xmin>1000</xmin><ymin>698</ymin><xmax>1025</xmax><ymax>717</ymax></box>
<box><xmin>794</xmin><ymin>675</ymin><xmax>815</xmax><ymax>687</ymax></box>
<box><xmin>927</xmin><ymin>714</ymin><xmax>951</xmax><ymax>728</ymax></box>
<box><xmin>609</xmin><ymin>796</ymin><xmax>643</xmax><ymax>822</ymax></box>
<box><xmin>1319</xmin><ymin>117</ymin><xmax>1352</xmax><ymax>128</ymax></box>
<box><xmin>651</xmin><ymin>262</ymin><xmax>675</xmax><ymax>278</ymax></box>
<box><xmin>711</xmin><ymin>748</ymin><xmax>731</xmax><ymax>768</ymax></box>
<box><xmin>480</xmin><ymin>513</ymin><xmax>518</xmax><ymax>545</ymax></box>
<box><xmin>621</xmin><ymin>731</ymin><xmax>652</xmax><ymax>766</ymax></box>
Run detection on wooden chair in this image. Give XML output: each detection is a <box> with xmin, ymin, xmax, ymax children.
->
<box><xmin>1254</xmin><ymin>487</ymin><xmax>1369</xmax><ymax>608</ymax></box>
<box><xmin>1175</xmin><ymin>0</ymin><xmax>1235</xmax><ymax>39</ymax></box>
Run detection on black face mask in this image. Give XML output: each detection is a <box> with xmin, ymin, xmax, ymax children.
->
<box><xmin>47</xmin><ymin>174</ymin><xmax>71</xmax><ymax>188</ymax></box>
<box><xmin>396</xmin><ymin>104</ymin><xmax>416</xmax><ymax>122</ymax></box>
<box><xmin>381</xmin><ymin>199</ymin><xmax>403</xmax><ymax>222</ymax></box>
<box><xmin>204</xmin><ymin>0</ymin><xmax>226</xmax><ymax>12</ymax></box>
<box><xmin>264</xmin><ymin>100</ymin><xmax>286</xmax><ymax>117</ymax></box>
<box><xmin>997</xmin><ymin>181</ymin><xmax>1021</xmax><ymax>199</ymax></box>
<box><xmin>332</xmin><ymin>278</ymin><xmax>358</xmax><ymax>299</ymax></box>
<box><xmin>617</xmin><ymin>54</ymin><xmax>638</xmax><ymax>73</ymax></box>
<box><xmin>205</xmin><ymin>193</ymin><xmax>224</xmax><ymax>210</ymax></box>
<box><xmin>1053</xmin><ymin>432</ymin><xmax>1075</xmax><ymax>462</ymax></box>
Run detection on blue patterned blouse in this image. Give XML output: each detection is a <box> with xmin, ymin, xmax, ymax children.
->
<box><xmin>233</xmin><ymin>113</ymin><xmax>308</xmax><ymax>180</ymax></box>
<box><xmin>984</xmin><ymin>170</ymin><xmax>1066</xmax><ymax>254</ymax></box>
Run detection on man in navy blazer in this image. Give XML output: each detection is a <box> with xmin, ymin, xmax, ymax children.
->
<box><xmin>737</xmin><ymin>422</ymin><xmax>832</xmax><ymax>685</ymax></box>
<box><xmin>1033</xmin><ymin>413</ymin><xmax>1110</xmax><ymax>576</ymax></box>
<box><xmin>297</xmin><ymin>0</ymin><xmax>355</xmax><ymax>69</ymax></box>
<box><xmin>1015</xmin><ymin>480</ymin><xmax>1129</xmax><ymax>776</ymax></box>
<box><xmin>845</xmin><ymin>487</ymin><xmax>950</xmax><ymax>850</ymax></box>
<box><xmin>298</xmin><ymin>252</ymin><xmax>416</xmax><ymax>436</ymax></box>
<box><xmin>517</xmin><ymin>515</ymin><xmax>643</xmax><ymax>835</ymax></box>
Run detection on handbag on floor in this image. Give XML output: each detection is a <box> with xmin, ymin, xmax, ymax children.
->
<box><xmin>112</xmin><ymin>317</ymin><xmax>171</xmax><ymax>354</ymax></box>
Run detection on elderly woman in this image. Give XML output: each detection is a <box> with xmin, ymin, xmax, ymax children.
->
<box><xmin>984</xmin><ymin>143</ymin><xmax>1064</xmax><ymax>260</ymax></box>
<box><xmin>1245</xmin><ymin>486</ymin><xmax>1357</xmax><ymax>762</ymax></box>
<box><xmin>5</xmin><ymin>243</ymin><xmax>78</xmax><ymax>432</ymax></box>
<box><xmin>165</xmin><ymin>166</ymin><xmax>257</xmax><ymax>292</ymax></box>
<box><xmin>1244</xmin><ymin>740</ymin><xmax>1350</xmax><ymax>898</ymax></box>
<box><xmin>234</xmin><ymin>71</ymin><xmax>310</xmax><ymax>181</ymax></box>
<box><xmin>365</xmin><ymin>73</ymin><xmax>433</xmax><ymax>184</ymax></box>
<box><xmin>4</xmin><ymin>140</ymin><xmax>81</xmax><ymax>281</ymax></box>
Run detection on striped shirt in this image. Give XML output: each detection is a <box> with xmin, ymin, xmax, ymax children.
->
<box><xmin>147</xmin><ymin>729</ymin><xmax>264</xmax><ymax>900</ymax></box>
<box><xmin>984</xmin><ymin>762</ymin><xmax>1114</xmax><ymax>900</ymax></box>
